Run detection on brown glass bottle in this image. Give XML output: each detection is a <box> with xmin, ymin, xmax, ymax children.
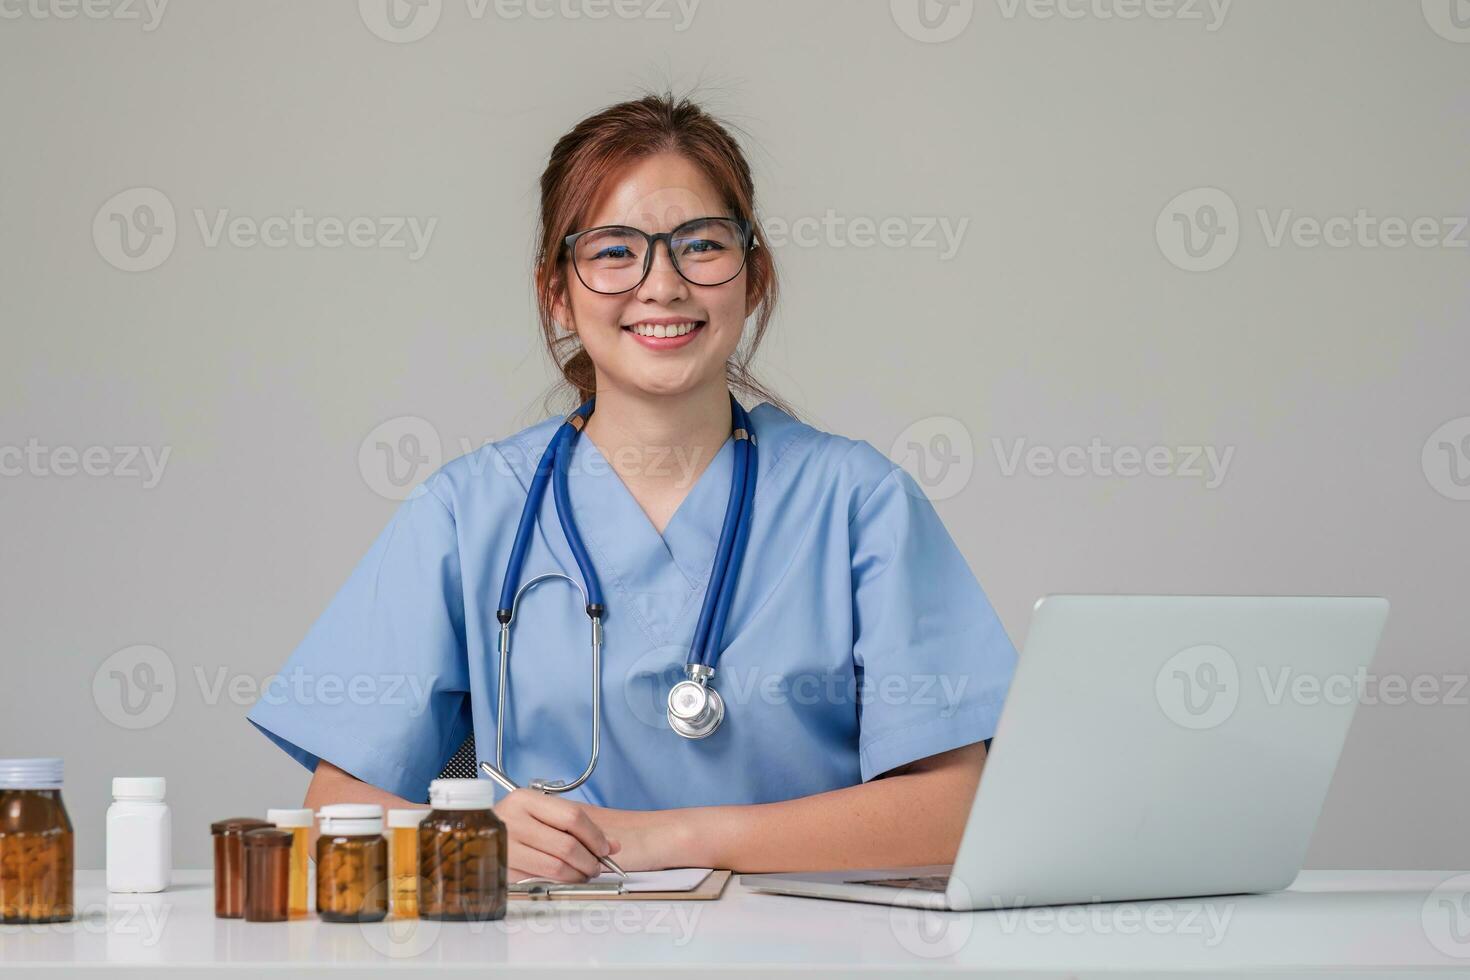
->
<box><xmin>211</xmin><ymin>817</ymin><xmax>273</xmax><ymax>918</ymax></box>
<box><xmin>418</xmin><ymin>779</ymin><xmax>507</xmax><ymax>921</ymax></box>
<box><xmin>243</xmin><ymin>828</ymin><xmax>292</xmax><ymax>922</ymax></box>
<box><xmin>0</xmin><ymin>759</ymin><xmax>74</xmax><ymax>924</ymax></box>
<box><xmin>316</xmin><ymin>804</ymin><xmax>388</xmax><ymax>923</ymax></box>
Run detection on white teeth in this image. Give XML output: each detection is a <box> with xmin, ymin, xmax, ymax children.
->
<box><xmin>630</xmin><ymin>321</ymin><xmax>699</xmax><ymax>338</ymax></box>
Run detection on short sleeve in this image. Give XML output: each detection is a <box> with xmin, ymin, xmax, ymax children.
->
<box><xmin>246</xmin><ymin>482</ymin><xmax>471</xmax><ymax>803</ymax></box>
<box><xmin>850</xmin><ymin>467</ymin><xmax>1017</xmax><ymax>781</ymax></box>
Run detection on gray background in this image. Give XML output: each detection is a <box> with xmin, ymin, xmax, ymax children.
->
<box><xmin>1</xmin><ymin>0</ymin><xmax>1466</xmax><ymax>871</ymax></box>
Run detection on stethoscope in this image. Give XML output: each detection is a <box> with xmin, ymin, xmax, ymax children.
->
<box><xmin>480</xmin><ymin>394</ymin><xmax>757</xmax><ymax>793</ymax></box>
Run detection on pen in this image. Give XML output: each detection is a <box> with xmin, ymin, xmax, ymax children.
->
<box><xmin>479</xmin><ymin>761</ymin><xmax>629</xmax><ymax>879</ymax></box>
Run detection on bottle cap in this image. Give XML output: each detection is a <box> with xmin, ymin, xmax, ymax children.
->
<box><xmin>265</xmin><ymin>808</ymin><xmax>313</xmax><ymax>828</ymax></box>
<box><xmin>243</xmin><ymin>827</ymin><xmax>293</xmax><ymax>849</ymax></box>
<box><xmin>0</xmin><ymin>758</ymin><xmax>63</xmax><ymax>790</ymax></box>
<box><xmin>318</xmin><ymin>803</ymin><xmax>384</xmax><ymax>836</ymax></box>
<box><xmin>428</xmin><ymin>778</ymin><xmax>495</xmax><ymax>810</ymax></box>
<box><xmin>112</xmin><ymin>777</ymin><xmax>166</xmax><ymax>801</ymax></box>
<box><xmin>388</xmin><ymin>808</ymin><xmax>430</xmax><ymax>829</ymax></box>
<box><xmin>210</xmin><ymin>817</ymin><xmax>274</xmax><ymax>836</ymax></box>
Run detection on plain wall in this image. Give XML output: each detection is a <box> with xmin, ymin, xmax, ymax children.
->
<box><xmin>1</xmin><ymin>0</ymin><xmax>1466</xmax><ymax>870</ymax></box>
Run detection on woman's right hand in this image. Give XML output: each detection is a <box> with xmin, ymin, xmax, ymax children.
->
<box><xmin>495</xmin><ymin>788</ymin><xmax>621</xmax><ymax>882</ymax></box>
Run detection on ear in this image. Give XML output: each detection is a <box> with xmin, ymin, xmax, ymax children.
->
<box><xmin>744</xmin><ymin>276</ymin><xmax>762</xmax><ymax>320</ymax></box>
<box><xmin>550</xmin><ymin>281</ymin><xmax>575</xmax><ymax>335</ymax></box>
<box><xmin>743</xmin><ymin>244</ymin><xmax>764</xmax><ymax>319</ymax></box>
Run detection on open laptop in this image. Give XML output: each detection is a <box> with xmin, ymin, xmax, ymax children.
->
<box><xmin>741</xmin><ymin>594</ymin><xmax>1389</xmax><ymax>910</ymax></box>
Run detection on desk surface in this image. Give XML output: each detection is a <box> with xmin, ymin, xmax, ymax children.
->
<box><xmin>2</xmin><ymin>870</ymin><xmax>1468</xmax><ymax>976</ymax></box>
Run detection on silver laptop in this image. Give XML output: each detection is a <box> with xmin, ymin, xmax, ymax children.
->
<box><xmin>741</xmin><ymin>594</ymin><xmax>1389</xmax><ymax>910</ymax></box>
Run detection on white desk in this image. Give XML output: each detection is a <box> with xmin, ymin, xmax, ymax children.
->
<box><xmin>1</xmin><ymin>870</ymin><xmax>1468</xmax><ymax>976</ymax></box>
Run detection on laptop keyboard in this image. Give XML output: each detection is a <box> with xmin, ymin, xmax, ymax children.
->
<box><xmin>848</xmin><ymin>875</ymin><xmax>951</xmax><ymax>892</ymax></box>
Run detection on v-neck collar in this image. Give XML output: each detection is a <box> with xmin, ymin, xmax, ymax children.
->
<box><xmin>490</xmin><ymin>402</ymin><xmax>808</xmax><ymax>651</ymax></box>
<box><xmin>560</xmin><ymin>426</ymin><xmax>737</xmax><ymax>646</ymax></box>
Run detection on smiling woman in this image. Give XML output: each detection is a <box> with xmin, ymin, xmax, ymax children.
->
<box><xmin>247</xmin><ymin>89</ymin><xmax>1018</xmax><ymax>883</ymax></box>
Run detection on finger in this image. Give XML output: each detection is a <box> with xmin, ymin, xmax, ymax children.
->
<box><xmin>508</xmin><ymin>842</ymin><xmax>589</xmax><ymax>883</ymax></box>
<box><xmin>527</xmin><ymin>798</ymin><xmax>612</xmax><ymax>856</ymax></box>
<box><xmin>517</xmin><ymin>818</ymin><xmax>605</xmax><ymax>878</ymax></box>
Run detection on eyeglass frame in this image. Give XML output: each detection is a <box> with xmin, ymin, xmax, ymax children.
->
<box><xmin>562</xmin><ymin>216</ymin><xmax>758</xmax><ymax>295</ymax></box>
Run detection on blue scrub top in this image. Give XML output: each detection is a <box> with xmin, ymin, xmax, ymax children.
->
<box><xmin>247</xmin><ymin>402</ymin><xmax>1018</xmax><ymax>806</ymax></box>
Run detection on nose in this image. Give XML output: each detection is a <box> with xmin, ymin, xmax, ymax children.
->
<box><xmin>634</xmin><ymin>236</ymin><xmax>691</xmax><ymax>306</ymax></box>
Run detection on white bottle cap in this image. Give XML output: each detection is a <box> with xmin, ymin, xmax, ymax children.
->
<box><xmin>388</xmin><ymin>808</ymin><xmax>430</xmax><ymax>829</ymax></box>
<box><xmin>428</xmin><ymin>778</ymin><xmax>495</xmax><ymax>810</ymax></box>
<box><xmin>265</xmin><ymin>808</ymin><xmax>314</xmax><ymax>828</ymax></box>
<box><xmin>0</xmin><ymin>758</ymin><xmax>63</xmax><ymax>790</ymax></box>
<box><xmin>112</xmin><ymin>777</ymin><xmax>165</xmax><ymax>801</ymax></box>
<box><xmin>318</xmin><ymin>803</ymin><xmax>384</xmax><ymax>836</ymax></box>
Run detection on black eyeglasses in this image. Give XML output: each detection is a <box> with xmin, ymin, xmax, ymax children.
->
<box><xmin>563</xmin><ymin>216</ymin><xmax>755</xmax><ymax>295</ymax></box>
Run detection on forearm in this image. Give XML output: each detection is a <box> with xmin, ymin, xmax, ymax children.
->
<box><xmin>303</xmin><ymin>760</ymin><xmax>424</xmax><ymax>853</ymax></box>
<box><xmin>590</xmin><ymin>742</ymin><xmax>987</xmax><ymax>873</ymax></box>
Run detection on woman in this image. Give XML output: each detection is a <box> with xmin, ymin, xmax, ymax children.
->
<box><xmin>248</xmin><ymin>92</ymin><xmax>1017</xmax><ymax>882</ymax></box>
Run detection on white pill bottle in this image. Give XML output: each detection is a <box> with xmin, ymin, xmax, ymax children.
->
<box><xmin>106</xmin><ymin>777</ymin><xmax>171</xmax><ymax>893</ymax></box>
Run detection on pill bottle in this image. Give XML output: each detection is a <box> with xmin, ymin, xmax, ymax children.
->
<box><xmin>106</xmin><ymin>777</ymin><xmax>171</xmax><ymax>894</ymax></box>
<box><xmin>211</xmin><ymin>817</ymin><xmax>273</xmax><ymax>918</ymax></box>
<box><xmin>316</xmin><ymin>804</ymin><xmax>388</xmax><ymax>923</ymax></box>
<box><xmin>243</xmin><ymin>828</ymin><xmax>293</xmax><ymax>922</ymax></box>
<box><xmin>387</xmin><ymin>809</ymin><xmax>428</xmax><ymax>918</ymax></box>
<box><xmin>418</xmin><ymin>778</ymin><xmax>507</xmax><ymax>922</ymax></box>
<box><xmin>0</xmin><ymin>758</ymin><xmax>74</xmax><ymax>923</ymax></box>
<box><xmin>264</xmin><ymin>808</ymin><xmax>313</xmax><ymax>918</ymax></box>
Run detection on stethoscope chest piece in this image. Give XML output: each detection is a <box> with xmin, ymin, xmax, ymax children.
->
<box><xmin>667</xmin><ymin>663</ymin><xmax>724</xmax><ymax>739</ymax></box>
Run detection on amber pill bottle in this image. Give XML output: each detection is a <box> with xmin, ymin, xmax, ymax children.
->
<box><xmin>211</xmin><ymin>817</ymin><xmax>273</xmax><ymax>918</ymax></box>
<box><xmin>242</xmin><ymin>828</ymin><xmax>292</xmax><ymax>922</ymax></box>
<box><xmin>387</xmin><ymin>809</ymin><xmax>428</xmax><ymax>918</ymax></box>
<box><xmin>418</xmin><ymin>778</ymin><xmax>507</xmax><ymax>922</ymax></box>
<box><xmin>264</xmin><ymin>809</ymin><xmax>313</xmax><ymax>919</ymax></box>
<box><xmin>0</xmin><ymin>758</ymin><xmax>74</xmax><ymax>924</ymax></box>
<box><xmin>315</xmin><ymin>804</ymin><xmax>388</xmax><ymax>923</ymax></box>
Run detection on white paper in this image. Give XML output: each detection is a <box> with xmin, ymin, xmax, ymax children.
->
<box><xmin>587</xmin><ymin>867</ymin><xmax>712</xmax><ymax>892</ymax></box>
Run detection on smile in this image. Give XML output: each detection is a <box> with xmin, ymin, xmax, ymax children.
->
<box><xmin>622</xmin><ymin>320</ymin><xmax>705</xmax><ymax>349</ymax></box>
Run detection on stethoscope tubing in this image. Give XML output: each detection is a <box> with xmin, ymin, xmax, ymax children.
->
<box><xmin>492</xmin><ymin>394</ymin><xmax>754</xmax><ymax>788</ymax></box>
<box><xmin>703</xmin><ymin>402</ymin><xmax>758</xmax><ymax>668</ymax></box>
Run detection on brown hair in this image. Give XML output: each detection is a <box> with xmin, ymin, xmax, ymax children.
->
<box><xmin>533</xmin><ymin>90</ymin><xmax>790</xmax><ymax>414</ymax></box>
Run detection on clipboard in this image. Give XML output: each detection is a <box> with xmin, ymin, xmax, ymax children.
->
<box><xmin>509</xmin><ymin>869</ymin><xmax>731</xmax><ymax>901</ymax></box>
